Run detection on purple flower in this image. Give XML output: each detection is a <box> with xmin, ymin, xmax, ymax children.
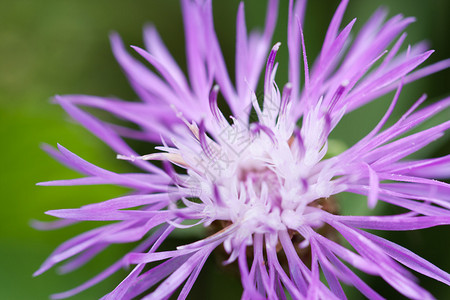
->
<box><xmin>35</xmin><ymin>0</ymin><xmax>450</xmax><ymax>299</ymax></box>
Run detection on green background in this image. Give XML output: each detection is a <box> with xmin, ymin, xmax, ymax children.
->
<box><xmin>0</xmin><ymin>0</ymin><xmax>449</xmax><ymax>299</ymax></box>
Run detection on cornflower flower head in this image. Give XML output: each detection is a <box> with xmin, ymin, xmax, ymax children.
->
<box><xmin>35</xmin><ymin>0</ymin><xmax>450</xmax><ymax>299</ymax></box>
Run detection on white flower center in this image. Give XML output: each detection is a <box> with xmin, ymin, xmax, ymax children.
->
<box><xmin>180</xmin><ymin>121</ymin><xmax>337</xmax><ymax>238</ymax></box>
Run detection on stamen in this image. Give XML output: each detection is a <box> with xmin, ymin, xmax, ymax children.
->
<box><xmin>328</xmin><ymin>81</ymin><xmax>348</xmax><ymax>113</ymax></box>
<box><xmin>209</xmin><ymin>85</ymin><xmax>227</xmax><ymax>125</ymax></box>
<box><xmin>323</xmin><ymin>113</ymin><xmax>332</xmax><ymax>138</ymax></box>
<box><xmin>213</xmin><ymin>184</ymin><xmax>225</xmax><ymax>207</ymax></box>
<box><xmin>264</xmin><ymin>42</ymin><xmax>282</xmax><ymax>98</ymax></box>
<box><xmin>279</xmin><ymin>82</ymin><xmax>293</xmax><ymax>118</ymax></box>
<box><xmin>292</xmin><ymin>128</ymin><xmax>305</xmax><ymax>159</ymax></box>
<box><xmin>162</xmin><ymin>160</ymin><xmax>181</xmax><ymax>185</ymax></box>
<box><xmin>250</xmin><ymin>123</ymin><xmax>276</xmax><ymax>144</ymax></box>
<box><xmin>117</xmin><ymin>152</ymin><xmax>188</xmax><ymax>167</ymax></box>
<box><xmin>170</xmin><ymin>104</ymin><xmax>199</xmax><ymax>139</ymax></box>
<box><xmin>198</xmin><ymin>120</ymin><xmax>215</xmax><ymax>159</ymax></box>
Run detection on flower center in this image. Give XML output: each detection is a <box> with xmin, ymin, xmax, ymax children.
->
<box><xmin>238</xmin><ymin>164</ymin><xmax>282</xmax><ymax>210</ymax></box>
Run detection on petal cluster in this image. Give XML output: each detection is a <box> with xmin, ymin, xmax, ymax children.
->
<box><xmin>36</xmin><ymin>0</ymin><xmax>450</xmax><ymax>299</ymax></box>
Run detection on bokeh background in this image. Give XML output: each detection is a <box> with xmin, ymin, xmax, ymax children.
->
<box><xmin>1</xmin><ymin>0</ymin><xmax>449</xmax><ymax>299</ymax></box>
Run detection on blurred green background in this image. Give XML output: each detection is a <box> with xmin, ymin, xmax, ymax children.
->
<box><xmin>0</xmin><ymin>0</ymin><xmax>449</xmax><ymax>299</ymax></box>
